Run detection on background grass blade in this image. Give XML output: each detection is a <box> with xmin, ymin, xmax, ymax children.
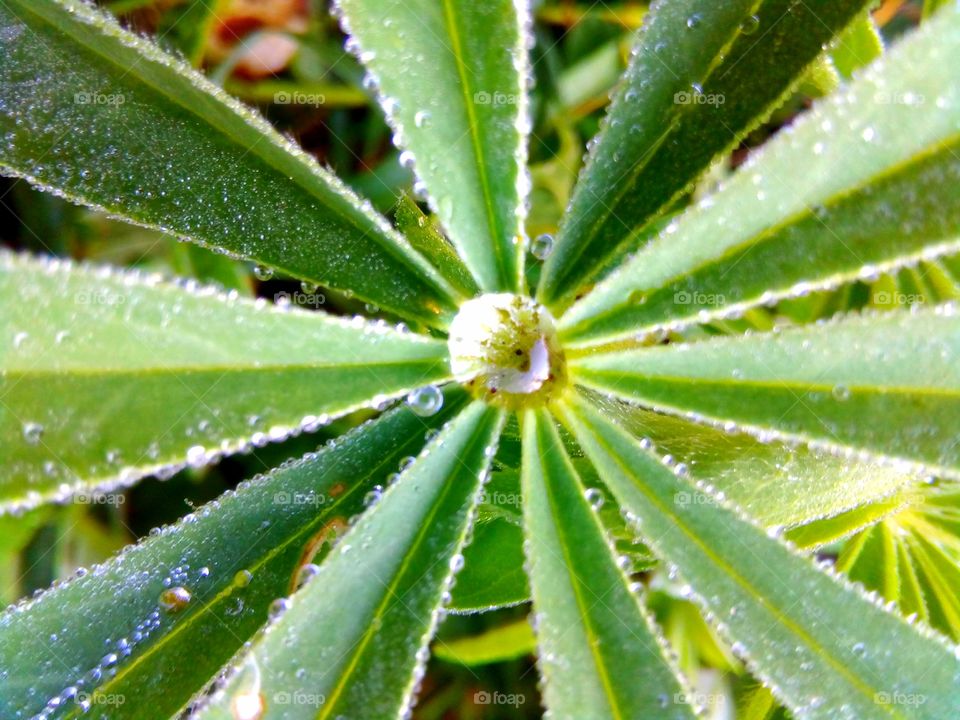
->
<box><xmin>561</xmin><ymin>396</ymin><xmax>960</xmax><ymax>720</ymax></box>
<box><xmin>0</xmin><ymin>0</ymin><xmax>458</xmax><ymax>327</ymax></box>
<box><xmin>571</xmin><ymin>306</ymin><xmax>960</xmax><ymax>480</ymax></box>
<box><xmin>521</xmin><ymin>409</ymin><xmax>695</xmax><ymax>719</ymax></box>
<box><xmin>560</xmin><ymin>3</ymin><xmax>960</xmax><ymax>344</ymax></box>
<box><xmin>538</xmin><ymin>0</ymin><xmax>873</xmax><ymax>308</ymax></box>
<box><xmin>0</xmin><ymin>252</ymin><xmax>451</xmax><ymax>510</ymax></box>
<box><xmin>336</xmin><ymin>0</ymin><xmax>530</xmax><ymax>292</ymax></box>
<box><xmin>0</xmin><ymin>393</ymin><xmax>465</xmax><ymax>719</ymax></box>
<box><xmin>195</xmin><ymin>401</ymin><xmax>504</xmax><ymax>720</ymax></box>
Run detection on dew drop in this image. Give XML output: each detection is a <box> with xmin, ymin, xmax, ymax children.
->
<box><xmin>234</xmin><ymin>569</ymin><xmax>254</xmax><ymax>588</ymax></box>
<box><xmin>832</xmin><ymin>384</ymin><xmax>851</xmax><ymax>401</ymax></box>
<box><xmin>268</xmin><ymin>597</ymin><xmax>292</xmax><ymax>621</ymax></box>
<box><xmin>686</xmin><ymin>13</ymin><xmax>702</xmax><ymax>29</ymax></box>
<box><xmin>252</xmin><ymin>265</ymin><xmax>274</xmax><ymax>281</ymax></box>
<box><xmin>159</xmin><ymin>586</ymin><xmax>192</xmax><ymax>613</ymax></box>
<box><xmin>22</xmin><ymin>422</ymin><xmax>44</xmax><ymax>446</ymax></box>
<box><xmin>530</xmin><ymin>233</ymin><xmax>554</xmax><ymax>260</ymax></box>
<box><xmin>414</xmin><ymin>110</ymin><xmax>432</xmax><ymax>128</ymax></box>
<box><xmin>294</xmin><ymin>563</ymin><xmax>320</xmax><ymax>590</ymax></box>
<box><xmin>740</xmin><ymin>14</ymin><xmax>760</xmax><ymax>35</ymax></box>
<box><xmin>406</xmin><ymin>384</ymin><xmax>444</xmax><ymax>417</ymax></box>
<box><xmin>584</xmin><ymin>487</ymin><xmax>605</xmax><ymax>511</ymax></box>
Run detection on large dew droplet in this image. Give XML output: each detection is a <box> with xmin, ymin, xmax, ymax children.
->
<box><xmin>530</xmin><ymin>233</ymin><xmax>554</xmax><ymax>260</ymax></box>
<box><xmin>406</xmin><ymin>384</ymin><xmax>444</xmax><ymax>417</ymax></box>
<box><xmin>159</xmin><ymin>586</ymin><xmax>192</xmax><ymax>613</ymax></box>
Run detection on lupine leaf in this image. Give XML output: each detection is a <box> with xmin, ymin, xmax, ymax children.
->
<box><xmin>561</xmin><ymin>396</ymin><xmax>960</xmax><ymax>720</ymax></box>
<box><xmin>560</xmin><ymin>4</ymin><xmax>960</xmax><ymax>344</ymax></box>
<box><xmin>0</xmin><ymin>0</ymin><xmax>458</xmax><ymax>327</ymax></box>
<box><xmin>0</xmin><ymin>393</ymin><xmax>465</xmax><ymax>720</ymax></box>
<box><xmin>538</xmin><ymin>0</ymin><xmax>873</xmax><ymax>307</ymax></box>
<box><xmin>432</xmin><ymin>618</ymin><xmax>536</xmax><ymax>667</ymax></box>
<box><xmin>336</xmin><ymin>0</ymin><xmax>530</xmax><ymax>292</ymax></box>
<box><xmin>194</xmin><ymin>401</ymin><xmax>503</xmax><ymax>720</ymax></box>
<box><xmin>595</xmin><ymin>394</ymin><xmax>921</xmax><ymax>534</ymax></box>
<box><xmin>521</xmin><ymin>409</ymin><xmax>694</xmax><ymax>719</ymax></box>
<box><xmin>0</xmin><ymin>252</ymin><xmax>451</xmax><ymax>510</ymax></box>
<box><xmin>572</xmin><ymin>306</ymin><xmax>960</xmax><ymax>480</ymax></box>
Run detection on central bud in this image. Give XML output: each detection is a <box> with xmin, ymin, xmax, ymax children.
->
<box><xmin>448</xmin><ymin>293</ymin><xmax>567</xmax><ymax>409</ymax></box>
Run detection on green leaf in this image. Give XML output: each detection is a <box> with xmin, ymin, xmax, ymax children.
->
<box><xmin>831</xmin><ymin>11</ymin><xmax>884</xmax><ymax>80</ymax></box>
<box><xmin>450</xmin><ymin>470</ymin><xmax>528</xmax><ymax>613</ymax></box>
<box><xmin>0</xmin><ymin>252</ymin><xmax>452</xmax><ymax>509</ymax></box>
<box><xmin>571</xmin><ymin>306</ymin><xmax>960</xmax><ymax>480</ymax></box>
<box><xmin>538</xmin><ymin>0</ymin><xmax>873</xmax><ymax>307</ymax></box>
<box><xmin>194</xmin><ymin>401</ymin><xmax>504</xmax><ymax>720</ymax></box>
<box><xmin>594</xmin><ymin>393</ymin><xmax>922</xmax><ymax>534</ymax></box>
<box><xmin>560</xmin><ymin>395</ymin><xmax>960</xmax><ymax>720</ymax></box>
<box><xmin>560</xmin><ymin>5</ymin><xmax>960</xmax><ymax>344</ymax></box>
<box><xmin>337</xmin><ymin>0</ymin><xmax>530</xmax><ymax>292</ymax></box>
<box><xmin>0</xmin><ymin>0</ymin><xmax>457</xmax><ymax>327</ymax></box>
<box><xmin>0</xmin><ymin>393</ymin><xmax>465</xmax><ymax>719</ymax></box>
<box><xmin>394</xmin><ymin>194</ymin><xmax>480</xmax><ymax>299</ymax></box>
<box><xmin>521</xmin><ymin>409</ymin><xmax>694</xmax><ymax>719</ymax></box>
<box><xmin>432</xmin><ymin>618</ymin><xmax>536</xmax><ymax>667</ymax></box>
<box><xmin>838</xmin><ymin>485</ymin><xmax>960</xmax><ymax>642</ymax></box>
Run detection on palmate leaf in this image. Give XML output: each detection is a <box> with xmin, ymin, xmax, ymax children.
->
<box><xmin>0</xmin><ymin>0</ymin><xmax>459</xmax><ymax>327</ymax></box>
<box><xmin>0</xmin><ymin>252</ymin><xmax>451</xmax><ymax>510</ymax></box>
<box><xmin>195</xmin><ymin>401</ymin><xmax>504</xmax><ymax>720</ymax></box>
<box><xmin>560</xmin><ymin>396</ymin><xmax>960</xmax><ymax>720</ymax></box>
<box><xmin>571</xmin><ymin>306</ymin><xmax>960</xmax><ymax>480</ymax></box>
<box><xmin>561</xmin><ymin>3</ymin><xmax>960</xmax><ymax>345</ymax></box>
<box><xmin>538</xmin><ymin>0</ymin><xmax>873</xmax><ymax>307</ymax></box>
<box><xmin>521</xmin><ymin>409</ymin><xmax>694</xmax><ymax>719</ymax></box>
<box><xmin>336</xmin><ymin>0</ymin><xmax>530</xmax><ymax>292</ymax></box>
<box><xmin>0</xmin><ymin>393</ymin><xmax>465</xmax><ymax>719</ymax></box>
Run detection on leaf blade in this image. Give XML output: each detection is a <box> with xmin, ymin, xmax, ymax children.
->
<box><xmin>194</xmin><ymin>401</ymin><xmax>504</xmax><ymax>720</ymax></box>
<box><xmin>521</xmin><ymin>409</ymin><xmax>694</xmax><ymax>719</ymax></box>
<box><xmin>0</xmin><ymin>252</ymin><xmax>451</xmax><ymax>508</ymax></box>
<box><xmin>561</xmin><ymin>396</ymin><xmax>960</xmax><ymax>720</ymax></box>
<box><xmin>337</xmin><ymin>0</ymin><xmax>530</xmax><ymax>292</ymax></box>
<box><xmin>539</xmin><ymin>0</ymin><xmax>873</xmax><ymax>307</ymax></box>
<box><xmin>0</xmin><ymin>394</ymin><xmax>465</xmax><ymax>719</ymax></box>
<box><xmin>0</xmin><ymin>0</ymin><xmax>457</xmax><ymax>326</ymax></box>
<box><xmin>571</xmin><ymin>306</ymin><xmax>960</xmax><ymax>480</ymax></box>
<box><xmin>561</xmin><ymin>4</ymin><xmax>960</xmax><ymax>344</ymax></box>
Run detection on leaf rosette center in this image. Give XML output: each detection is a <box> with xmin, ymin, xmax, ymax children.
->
<box><xmin>448</xmin><ymin>293</ymin><xmax>567</xmax><ymax>409</ymax></box>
